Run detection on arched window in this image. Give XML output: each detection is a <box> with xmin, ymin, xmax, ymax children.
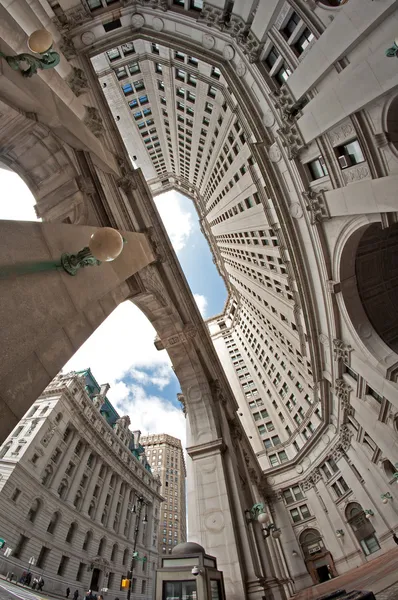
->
<box><xmin>123</xmin><ymin>548</ymin><xmax>129</xmax><ymax>566</ymax></box>
<box><xmin>0</xmin><ymin>443</ymin><xmax>12</xmax><ymax>460</ymax></box>
<box><xmin>345</xmin><ymin>502</ymin><xmax>380</xmax><ymax>555</ymax></box>
<box><xmin>82</xmin><ymin>530</ymin><xmax>93</xmax><ymax>551</ymax></box>
<box><xmin>66</xmin><ymin>522</ymin><xmax>78</xmax><ymax>543</ymax></box>
<box><xmin>27</xmin><ymin>498</ymin><xmax>42</xmax><ymax>523</ymax></box>
<box><xmin>98</xmin><ymin>537</ymin><xmax>106</xmax><ymax>556</ymax></box>
<box><xmin>47</xmin><ymin>511</ymin><xmax>61</xmax><ymax>534</ymax></box>
<box><xmin>41</xmin><ymin>464</ymin><xmax>53</xmax><ymax>487</ymax></box>
<box><xmin>111</xmin><ymin>543</ymin><xmax>118</xmax><ymax>562</ymax></box>
<box><xmin>55</xmin><ymin>412</ymin><xmax>63</xmax><ymax>424</ymax></box>
<box><xmin>299</xmin><ymin>528</ymin><xmax>324</xmax><ymax>557</ymax></box>
<box><xmin>58</xmin><ymin>478</ymin><xmax>68</xmax><ymax>500</ymax></box>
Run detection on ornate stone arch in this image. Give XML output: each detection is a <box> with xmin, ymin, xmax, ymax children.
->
<box><xmin>334</xmin><ymin>216</ymin><xmax>398</xmax><ymax>381</ymax></box>
<box><xmin>0</xmin><ymin>101</ymin><xmax>91</xmax><ymax>225</ymax></box>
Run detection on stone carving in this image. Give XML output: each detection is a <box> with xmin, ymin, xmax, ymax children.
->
<box><xmin>210</xmin><ymin>379</ymin><xmax>228</xmax><ymax>407</ymax></box>
<box><xmin>41</xmin><ymin>421</ymin><xmax>57</xmax><ymax>447</ymax></box>
<box><xmin>131</xmin><ymin>13</ymin><xmax>145</xmax><ymax>28</ymax></box>
<box><xmin>269</xmin><ymin>143</ymin><xmax>282</xmax><ymax>163</ymax></box>
<box><xmin>177</xmin><ymin>393</ymin><xmax>186</xmax><ymax>415</ymax></box>
<box><xmin>140</xmin><ymin>267</ymin><xmax>169</xmax><ymax>309</ymax></box>
<box><xmin>301</xmin><ymin>468</ymin><xmax>321</xmax><ymax>492</ymax></box>
<box><xmin>263</xmin><ymin>109</ymin><xmax>275</xmax><ymax>128</ymax></box>
<box><xmin>152</xmin><ymin>17</ymin><xmax>164</xmax><ymax>31</ymax></box>
<box><xmin>81</xmin><ymin>31</ymin><xmax>95</xmax><ymax>45</ymax></box>
<box><xmin>319</xmin><ymin>333</ymin><xmax>330</xmax><ymax>347</ymax></box>
<box><xmin>328</xmin><ymin>121</ymin><xmax>355</xmax><ymax>145</ymax></box>
<box><xmin>84</xmin><ymin>106</ymin><xmax>105</xmax><ymax>137</ymax></box>
<box><xmin>333</xmin><ymin>339</ymin><xmax>353</xmax><ymax>365</ymax></box>
<box><xmin>116</xmin><ymin>415</ymin><xmax>131</xmax><ymax>429</ymax></box>
<box><xmin>272</xmin><ymin>85</ymin><xmax>307</xmax><ymax>122</ymax></box>
<box><xmin>334</xmin><ymin>378</ymin><xmax>353</xmax><ymax>415</ymax></box>
<box><xmin>236</xmin><ymin>62</ymin><xmax>246</xmax><ymax>77</ymax></box>
<box><xmin>289</xmin><ymin>203</ymin><xmax>303</xmax><ymax>219</ymax></box>
<box><xmin>302</xmin><ymin>189</ymin><xmax>329</xmax><ymax>224</ymax></box>
<box><xmin>117</xmin><ymin>162</ymin><xmax>138</xmax><ymax>193</ymax></box>
<box><xmin>154</xmin><ymin>325</ymin><xmax>198</xmax><ymax>351</ymax></box>
<box><xmin>67</xmin><ymin>67</ymin><xmax>89</xmax><ymax>97</ymax></box>
<box><xmin>277</xmin><ymin>121</ymin><xmax>307</xmax><ymax>159</ymax></box>
<box><xmin>342</xmin><ymin>164</ymin><xmax>371</xmax><ymax>185</ymax></box>
<box><xmin>223</xmin><ymin>45</ymin><xmax>235</xmax><ymax>60</ymax></box>
<box><xmin>144</xmin><ymin>225</ymin><xmax>166</xmax><ymax>263</ymax></box>
<box><xmin>55</xmin><ymin>5</ymin><xmax>91</xmax><ymax>29</ymax></box>
<box><xmin>59</xmin><ymin>35</ymin><xmax>76</xmax><ymax>59</ymax></box>
<box><xmin>202</xmin><ymin>34</ymin><xmax>215</xmax><ymax>49</ymax></box>
<box><xmin>228</xmin><ymin>416</ymin><xmax>243</xmax><ymax>441</ymax></box>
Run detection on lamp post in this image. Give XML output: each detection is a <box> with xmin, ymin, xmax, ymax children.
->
<box><xmin>0</xmin><ymin>227</ymin><xmax>125</xmax><ymax>279</ymax></box>
<box><xmin>0</xmin><ymin>29</ymin><xmax>60</xmax><ymax>77</ymax></box>
<box><xmin>336</xmin><ymin>529</ymin><xmax>345</xmax><ymax>538</ymax></box>
<box><xmin>126</xmin><ymin>496</ymin><xmax>148</xmax><ymax>600</ymax></box>
<box><xmin>245</xmin><ymin>503</ymin><xmax>282</xmax><ymax>539</ymax></box>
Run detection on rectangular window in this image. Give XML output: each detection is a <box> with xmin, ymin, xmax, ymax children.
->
<box><xmin>128</xmin><ymin>62</ymin><xmax>140</xmax><ymax>75</ymax></box>
<box><xmin>208</xmin><ymin>85</ymin><xmax>217</xmax><ymax>98</ymax></box>
<box><xmin>107</xmin><ymin>48</ymin><xmax>121</xmax><ymax>62</ymax></box>
<box><xmin>122</xmin><ymin>83</ymin><xmax>133</xmax><ymax>96</ymax></box>
<box><xmin>269</xmin><ymin>454</ymin><xmax>278</xmax><ymax>467</ymax></box>
<box><xmin>122</xmin><ymin>42</ymin><xmax>135</xmax><ymax>56</ymax></box>
<box><xmin>265</xmin><ymin>46</ymin><xmax>279</xmax><ymax>69</ymax></box>
<box><xmin>205</xmin><ymin>102</ymin><xmax>213</xmax><ymax>114</ymax></box>
<box><xmin>295</xmin><ymin>28</ymin><xmax>315</xmax><ymax>54</ymax></box>
<box><xmin>278</xmin><ymin>450</ymin><xmax>288</xmax><ymax>463</ymax></box>
<box><xmin>307</xmin><ymin>157</ymin><xmax>328</xmax><ymax>180</ymax></box>
<box><xmin>336</xmin><ymin>139</ymin><xmax>365</xmax><ymax>169</ymax></box>
<box><xmin>77</xmin><ymin>563</ymin><xmax>86</xmax><ymax>582</ymax></box>
<box><xmin>271</xmin><ymin>435</ymin><xmax>281</xmax><ymax>446</ymax></box>
<box><xmin>365</xmin><ymin>385</ymin><xmax>383</xmax><ymax>403</ymax></box>
<box><xmin>360</xmin><ymin>535</ymin><xmax>380</xmax><ymax>556</ymax></box>
<box><xmin>264</xmin><ymin>439</ymin><xmax>272</xmax><ymax>449</ymax></box>
<box><xmin>103</xmin><ymin>19</ymin><xmax>122</xmax><ymax>33</ymax></box>
<box><xmin>57</xmin><ymin>555</ymin><xmax>69</xmax><ymax>576</ymax></box>
<box><xmin>155</xmin><ymin>63</ymin><xmax>163</xmax><ymax>73</ymax></box>
<box><xmin>283</xmin><ymin>12</ymin><xmax>300</xmax><ymax>38</ymax></box>
<box><xmin>275</xmin><ymin>64</ymin><xmax>292</xmax><ymax>86</ymax></box>
<box><xmin>14</xmin><ymin>534</ymin><xmax>29</xmax><ymax>559</ymax></box>
<box><xmin>37</xmin><ymin>546</ymin><xmax>50</xmax><ymax>569</ymax></box>
<box><xmin>211</xmin><ymin>66</ymin><xmax>221</xmax><ymax>79</ymax></box>
<box><xmin>134</xmin><ymin>80</ymin><xmax>145</xmax><ymax>91</ymax></box>
<box><xmin>151</xmin><ymin>43</ymin><xmax>160</xmax><ymax>54</ymax></box>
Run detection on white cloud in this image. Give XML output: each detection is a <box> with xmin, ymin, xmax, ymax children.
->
<box><xmin>113</xmin><ymin>383</ymin><xmax>186</xmax><ymax>447</ymax></box>
<box><xmin>0</xmin><ymin>167</ymin><xmax>38</xmax><ymax>221</ymax></box>
<box><xmin>154</xmin><ymin>191</ymin><xmax>193</xmax><ymax>253</ymax></box>
<box><xmin>193</xmin><ymin>293</ymin><xmax>208</xmax><ymax>318</ymax></box>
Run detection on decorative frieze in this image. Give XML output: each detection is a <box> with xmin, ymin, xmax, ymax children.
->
<box><xmin>328</xmin><ymin>121</ymin><xmax>355</xmax><ymax>146</ymax></box>
<box><xmin>54</xmin><ymin>5</ymin><xmax>92</xmax><ymax>30</ymax></box>
<box><xmin>301</xmin><ymin>468</ymin><xmax>321</xmax><ymax>492</ymax></box>
<box><xmin>302</xmin><ymin>188</ymin><xmax>330</xmax><ymax>224</ymax></box>
<box><xmin>83</xmin><ymin>106</ymin><xmax>105</xmax><ymax>138</ymax></box>
<box><xmin>333</xmin><ymin>339</ymin><xmax>353</xmax><ymax>365</ymax></box>
<box><xmin>342</xmin><ymin>164</ymin><xmax>371</xmax><ymax>185</ymax></box>
<box><xmin>154</xmin><ymin>325</ymin><xmax>197</xmax><ymax>351</ymax></box>
<box><xmin>334</xmin><ymin>378</ymin><xmax>353</xmax><ymax>416</ymax></box>
<box><xmin>59</xmin><ymin>35</ymin><xmax>76</xmax><ymax>59</ymax></box>
<box><xmin>277</xmin><ymin>121</ymin><xmax>306</xmax><ymax>159</ymax></box>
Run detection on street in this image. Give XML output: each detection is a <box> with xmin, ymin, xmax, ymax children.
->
<box><xmin>0</xmin><ymin>579</ymin><xmax>55</xmax><ymax>600</ymax></box>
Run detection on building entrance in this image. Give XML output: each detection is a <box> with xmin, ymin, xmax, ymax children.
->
<box><xmin>316</xmin><ymin>565</ymin><xmax>330</xmax><ymax>583</ymax></box>
<box><xmin>90</xmin><ymin>568</ymin><xmax>101</xmax><ymax>592</ymax></box>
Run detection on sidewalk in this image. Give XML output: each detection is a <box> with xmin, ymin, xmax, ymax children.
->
<box><xmin>0</xmin><ymin>574</ymin><xmax>70</xmax><ymax>600</ymax></box>
<box><xmin>293</xmin><ymin>547</ymin><xmax>398</xmax><ymax>600</ymax></box>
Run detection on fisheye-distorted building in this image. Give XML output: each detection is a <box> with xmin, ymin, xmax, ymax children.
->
<box><xmin>1</xmin><ymin>0</ymin><xmax>398</xmax><ymax>596</ymax></box>
<box><xmin>0</xmin><ymin>370</ymin><xmax>162</xmax><ymax>599</ymax></box>
<box><xmin>140</xmin><ymin>434</ymin><xmax>187</xmax><ymax>560</ymax></box>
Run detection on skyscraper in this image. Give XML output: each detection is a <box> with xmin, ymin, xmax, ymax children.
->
<box><xmin>140</xmin><ymin>434</ymin><xmax>187</xmax><ymax>561</ymax></box>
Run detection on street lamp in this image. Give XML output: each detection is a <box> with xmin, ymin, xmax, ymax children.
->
<box><xmin>0</xmin><ymin>29</ymin><xmax>60</xmax><ymax>77</ymax></box>
<box><xmin>364</xmin><ymin>509</ymin><xmax>374</xmax><ymax>519</ymax></box>
<box><xmin>0</xmin><ymin>227</ymin><xmax>125</xmax><ymax>279</ymax></box>
<box><xmin>126</xmin><ymin>496</ymin><xmax>148</xmax><ymax>600</ymax></box>
<box><xmin>381</xmin><ymin>493</ymin><xmax>393</xmax><ymax>504</ymax></box>
<box><xmin>336</xmin><ymin>529</ymin><xmax>344</xmax><ymax>538</ymax></box>
<box><xmin>245</xmin><ymin>503</ymin><xmax>282</xmax><ymax>539</ymax></box>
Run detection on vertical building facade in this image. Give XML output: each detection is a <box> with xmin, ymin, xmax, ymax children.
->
<box><xmin>0</xmin><ymin>370</ymin><xmax>162</xmax><ymax>600</ymax></box>
<box><xmin>140</xmin><ymin>434</ymin><xmax>187</xmax><ymax>560</ymax></box>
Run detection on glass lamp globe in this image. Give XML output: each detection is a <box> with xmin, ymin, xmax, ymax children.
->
<box><xmin>27</xmin><ymin>29</ymin><xmax>53</xmax><ymax>54</ymax></box>
<box><xmin>89</xmin><ymin>227</ymin><xmax>124</xmax><ymax>262</ymax></box>
<box><xmin>382</xmin><ymin>497</ymin><xmax>389</xmax><ymax>504</ymax></box>
<box><xmin>366</xmin><ymin>513</ymin><xmax>372</xmax><ymax>519</ymax></box>
<box><xmin>257</xmin><ymin>511</ymin><xmax>270</xmax><ymax>525</ymax></box>
<box><xmin>272</xmin><ymin>529</ymin><xmax>281</xmax><ymax>539</ymax></box>
<box><xmin>336</xmin><ymin>532</ymin><xmax>341</xmax><ymax>538</ymax></box>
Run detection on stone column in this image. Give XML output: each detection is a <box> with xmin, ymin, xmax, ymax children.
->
<box><xmin>82</xmin><ymin>458</ymin><xmax>103</xmax><ymax>514</ymax></box>
<box><xmin>66</xmin><ymin>445</ymin><xmax>92</xmax><ymax>505</ymax></box>
<box><xmin>50</xmin><ymin>435</ymin><xmax>80</xmax><ymax>493</ymax></box>
<box><xmin>96</xmin><ymin>469</ymin><xmax>113</xmax><ymax>524</ymax></box>
<box><xmin>119</xmin><ymin>486</ymin><xmax>131</xmax><ymax>536</ymax></box>
<box><xmin>108</xmin><ymin>478</ymin><xmax>123</xmax><ymax>530</ymax></box>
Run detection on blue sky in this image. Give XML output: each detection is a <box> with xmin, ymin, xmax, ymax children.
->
<box><xmin>0</xmin><ymin>168</ymin><xmax>226</xmax><ymax>446</ymax></box>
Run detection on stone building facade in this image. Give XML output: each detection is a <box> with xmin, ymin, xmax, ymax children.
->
<box><xmin>140</xmin><ymin>434</ymin><xmax>187</xmax><ymax>560</ymax></box>
<box><xmin>1</xmin><ymin>0</ymin><xmax>398</xmax><ymax>597</ymax></box>
<box><xmin>0</xmin><ymin>370</ymin><xmax>162</xmax><ymax>599</ymax></box>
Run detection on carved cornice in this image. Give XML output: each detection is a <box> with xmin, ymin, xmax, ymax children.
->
<box><xmin>84</xmin><ymin>106</ymin><xmax>105</xmax><ymax>138</ymax></box>
<box><xmin>186</xmin><ymin>438</ymin><xmax>226</xmax><ymax>459</ymax></box>
<box><xmin>333</xmin><ymin>339</ymin><xmax>353</xmax><ymax>365</ymax></box>
<box><xmin>67</xmin><ymin>67</ymin><xmax>89</xmax><ymax>97</ymax></box>
<box><xmin>302</xmin><ymin>188</ymin><xmax>329</xmax><ymax>224</ymax></box>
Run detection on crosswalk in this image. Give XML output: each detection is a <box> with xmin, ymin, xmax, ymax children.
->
<box><xmin>0</xmin><ymin>579</ymin><xmax>47</xmax><ymax>600</ymax></box>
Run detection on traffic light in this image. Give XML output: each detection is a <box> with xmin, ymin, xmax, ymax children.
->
<box><xmin>121</xmin><ymin>579</ymin><xmax>130</xmax><ymax>589</ymax></box>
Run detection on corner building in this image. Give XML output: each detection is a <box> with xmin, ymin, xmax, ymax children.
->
<box><xmin>0</xmin><ymin>370</ymin><xmax>162</xmax><ymax>599</ymax></box>
<box><xmin>140</xmin><ymin>434</ymin><xmax>187</xmax><ymax>560</ymax></box>
<box><xmin>2</xmin><ymin>0</ymin><xmax>398</xmax><ymax>596</ymax></box>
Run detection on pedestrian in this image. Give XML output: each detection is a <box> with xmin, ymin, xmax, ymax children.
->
<box><xmin>32</xmin><ymin>577</ymin><xmax>39</xmax><ymax>590</ymax></box>
<box><xmin>67</xmin><ymin>587</ymin><xmax>71</xmax><ymax>598</ymax></box>
<box><xmin>25</xmin><ymin>572</ymin><xmax>32</xmax><ymax>586</ymax></box>
<box><xmin>393</xmin><ymin>531</ymin><xmax>398</xmax><ymax>545</ymax></box>
<box><xmin>74</xmin><ymin>590</ymin><xmax>79</xmax><ymax>600</ymax></box>
<box><xmin>38</xmin><ymin>577</ymin><xmax>44</xmax><ymax>591</ymax></box>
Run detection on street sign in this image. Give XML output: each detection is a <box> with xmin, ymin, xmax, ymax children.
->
<box><xmin>0</xmin><ymin>539</ymin><xmax>5</xmax><ymax>549</ymax></box>
<box><xmin>4</xmin><ymin>548</ymin><xmax>11</xmax><ymax>557</ymax></box>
